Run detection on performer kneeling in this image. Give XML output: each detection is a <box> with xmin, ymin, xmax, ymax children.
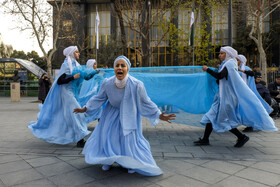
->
<box><xmin>74</xmin><ymin>56</ymin><xmax>175</xmax><ymax>176</ymax></box>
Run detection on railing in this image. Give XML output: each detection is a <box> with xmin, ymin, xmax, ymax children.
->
<box><xmin>0</xmin><ymin>80</ymin><xmax>39</xmax><ymax>97</ymax></box>
<box><xmin>267</xmin><ymin>67</ymin><xmax>280</xmax><ymax>84</ymax></box>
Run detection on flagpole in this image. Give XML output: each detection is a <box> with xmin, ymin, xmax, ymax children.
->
<box><xmin>96</xmin><ymin>46</ymin><xmax>98</xmax><ymax>62</ymax></box>
<box><xmin>95</xmin><ymin>6</ymin><xmax>99</xmax><ymax>62</ymax></box>
<box><xmin>189</xmin><ymin>7</ymin><xmax>195</xmax><ymax>66</ymax></box>
<box><xmin>192</xmin><ymin>45</ymin><xmax>194</xmax><ymax>66</ymax></box>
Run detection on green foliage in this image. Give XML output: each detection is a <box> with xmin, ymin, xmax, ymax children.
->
<box><xmin>10</xmin><ymin>50</ymin><xmax>28</xmax><ymax>59</ymax></box>
<box><xmin>10</xmin><ymin>50</ymin><xmax>47</xmax><ymax>71</ymax></box>
<box><xmin>27</xmin><ymin>51</ymin><xmax>47</xmax><ymax>71</ymax></box>
<box><xmin>94</xmin><ymin>40</ymin><xmax>123</xmax><ymax>68</ymax></box>
<box><xmin>194</xmin><ymin>1</ymin><xmax>213</xmax><ymax>65</ymax></box>
<box><xmin>160</xmin><ymin>18</ymin><xmax>178</xmax><ymax>53</ymax></box>
<box><xmin>0</xmin><ymin>40</ymin><xmax>13</xmax><ymax>58</ymax></box>
<box><xmin>166</xmin><ymin>0</ymin><xmax>228</xmax><ymax>66</ymax></box>
<box><xmin>206</xmin><ymin>58</ymin><xmax>220</xmax><ymax>68</ymax></box>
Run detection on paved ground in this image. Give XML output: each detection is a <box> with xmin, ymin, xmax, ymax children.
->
<box><xmin>1</xmin><ymin>97</ymin><xmax>280</xmax><ymax>187</ymax></box>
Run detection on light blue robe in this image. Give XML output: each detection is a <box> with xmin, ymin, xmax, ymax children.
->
<box><xmin>238</xmin><ymin>65</ymin><xmax>273</xmax><ymax>114</ymax></box>
<box><xmin>82</xmin><ymin>75</ymin><xmax>162</xmax><ymax>176</ymax></box>
<box><xmin>28</xmin><ymin>59</ymin><xmax>91</xmax><ymax>144</ymax></box>
<box><xmin>78</xmin><ymin>72</ymin><xmax>104</xmax><ymax>123</ymax></box>
<box><xmin>201</xmin><ymin>59</ymin><xmax>277</xmax><ymax>132</ymax></box>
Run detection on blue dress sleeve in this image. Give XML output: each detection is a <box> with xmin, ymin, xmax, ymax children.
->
<box><xmin>85</xmin><ymin>78</ymin><xmax>108</xmax><ymax>113</ymax></box>
<box><xmin>137</xmin><ymin>82</ymin><xmax>161</xmax><ymax>126</ymax></box>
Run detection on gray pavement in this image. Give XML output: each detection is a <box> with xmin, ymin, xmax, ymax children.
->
<box><xmin>1</xmin><ymin>97</ymin><xmax>280</xmax><ymax>187</ymax></box>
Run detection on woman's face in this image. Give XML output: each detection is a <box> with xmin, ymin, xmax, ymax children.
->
<box><xmin>114</xmin><ymin>59</ymin><xmax>128</xmax><ymax>80</ymax></box>
<box><xmin>93</xmin><ymin>63</ymin><xmax>97</xmax><ymax>70</ymax></box>
<box><xmin>74</xmin><ymin>50</ymin><xmax>80</xmax><ymax>60</ymax></box>
<box><xmin>219</xmin><ymin>51</ymin><xmax>226</xmax><ymax>62</ymax></box>
<box><xmin>255</xmin><ymin>77</ymin><xmax>262</xmax><ymax>83</ymax></box>
<box><xmin>236</xmin><ymin>58</ymin><xmax>241</xmax><ymax>66</ymax></box>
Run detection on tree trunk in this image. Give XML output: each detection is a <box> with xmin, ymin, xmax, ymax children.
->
<box><xmin>257</xmin><ymin>14</ymin><xmax>267</xmax><ymax>84</ymax></box>
<box><xmin>259</xmin><ymin>44</ymin><xmax>267</xmax><ymax>85</ymax></box>
<box><xmin>248</xmin><ymin>11</ymin><xmax>268</xmax><ymax>84</ymax></box>
<box><xmin>114</xmin><ymin>2</ymin><xmax>127</xmax><ymax>56</ymax></box>
<box><xmin>142</xmin><ymin>52</ymin><xmax>150</xmax><ymax>67</ymax></box>
<box><xmin>141</xmin><ymin>0</ymin><xmax>150</xmax><ymax>67</ymax></box>
<box><xmin>46</xmin><ymin>58</ymin><xmax>53</xmax><ymax>82</ymax></box>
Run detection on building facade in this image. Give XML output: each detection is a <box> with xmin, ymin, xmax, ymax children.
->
<box><xmin>51</xmin><ymin>0</ymin><xmax>280</xmax><ymax>68</ymax></box>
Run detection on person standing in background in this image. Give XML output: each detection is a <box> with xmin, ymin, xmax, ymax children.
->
<box><xmin>38</xmin><ymin>73</ymin><xmax>51</xmax><ymax>104</ymax></box>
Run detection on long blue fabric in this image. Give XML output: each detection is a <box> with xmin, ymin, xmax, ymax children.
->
<box><xmin>74</xmin><ymin>65</ymin><xmax>277</xmax><ymax>130</ymax></box>
<box><xmin>100</xmin><ymin>67</ymin><xmax>217</xmax><ymax>110</ymax></box>
<box><xmin>28</xmin><ymin>60</ymin><xmax>91</xmax><ymax>144</ymax></box>
<box><xmin>72</xmin><ymin>66</ymin><xmax>103</xmax><ymax>123</ymax></box>
<box><xmin>78</xmin><ymin>66</ymin><xmax>218</xmax><ymax>127</ymax></box>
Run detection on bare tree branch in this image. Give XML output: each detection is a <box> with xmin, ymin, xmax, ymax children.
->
<box><xmin>1</xmin><ymin>0</ymin><xmax>72</xmax><ymax>81</ymax></box>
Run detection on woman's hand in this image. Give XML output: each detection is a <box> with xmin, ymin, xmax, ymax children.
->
<box><xmin>73</xmin><ymin>73</ymin><xmax>80</xmax><ymax>79</ymax></box>
<box><xmin>238</xmin><ymin>67</ymin><xmax>244</xmax><ymax>72</ymax></box>
<box><xmin>202</xmin><ymin>65</ymin><xmax>208</xmax><ymax>71</ymax></box>
<box><xmin>159</xmin><ymin>112</ymin><xmax>176</xmax><ymax>123</ymax></box>
<box><xmin>73</xmin><ymin>106</ymin><xmax>87</xmax><ymax>113</ymax></box>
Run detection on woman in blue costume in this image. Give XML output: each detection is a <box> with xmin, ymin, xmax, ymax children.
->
<box><xmin>236</xmin><ymin>54</ymin><xmax>273</xmax><ymax>132</ymax></box>
<box><xmin>73</xmin><ymin>56</ymin><xmax>176</xmax><ymax>176</ymax></box>
<box><xmin>28</xmin><ymin>46</ymin><xmax>90</xmax><ymax>147</ymax></box>
<box><xmin>194</xmin><ymin>46</ymin><xmax>277</xmax><ymax>148</ymax></box>
<box><xmin>79</xmin><ymin>59</ymin><xmax>98</xmax><ymax>101</ymax></box>
<box><xmin>78</xmin><ymin>59</ymin><xmax>103</xmax><ymax>123</ymax></box>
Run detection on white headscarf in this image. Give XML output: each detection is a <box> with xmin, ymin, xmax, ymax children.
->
<box><xmin>220</xmin><ymin>46</ymin><xmax>238</xmax><ymax>62</ymax></box>
<box><xmin>63</xmin><ymin>46</ymin><xmax>80</xmax><ymax>73</ymax></box>
<box><xmin>113</xmin><ymin>56</ymin><xmax>131</xmax><ymax>88</ymax></box>
<box><xmin>236</xmin><ymin>54</ymin><xmax>247</xmax><ymax>69</ymax></box>
<box><xmin>219</xmin><ymin>46</ymin><xmax>238</xmax><ymax>98</ymax></box>
<box><xmin>236</xmin><ymin>54</ymin><xmax>247</xmax><ymax>83</ymax></box>
<box><xmin>86</xmin><ymin>59</ymin><xmax>97</xmax><ymax>69</ymax></box>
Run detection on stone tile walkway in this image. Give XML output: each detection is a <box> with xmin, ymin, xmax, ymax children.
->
<box><xmin>0</xmin><ymin>97</ymin><xmax>280</xmax><ymax>186</ymax></box>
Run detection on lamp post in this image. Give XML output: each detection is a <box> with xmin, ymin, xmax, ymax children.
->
<box><xmin>228</xmin><ymin>0</ymin><xmax>232</xmax><ymax>46</ymax></box>
<box><xmin>148</xmin><ymin>0</ymin><xmax>151</xmax><ymax>67</ymax></box>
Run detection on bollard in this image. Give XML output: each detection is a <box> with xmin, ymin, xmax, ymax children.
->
<box><xmin>10</xmin><ymin>82</ymin><xmax>20</xmax><ymax>102</ymax></box>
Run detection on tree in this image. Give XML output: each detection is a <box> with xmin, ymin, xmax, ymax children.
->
<box><xmin>246</xmin><ymin>0</ymin><xmax>280</xmax><ymax>84</ymax></box>
<box><xmin>193</xmin><ymin>0</ymin><xmax>213</xmax><ymax>65</ymax></box>
<box><xmin>112</xmin><ymin>2</ymin><xmax>128</xmax><ymax>56</ymax></box>
<box><xmin>96</xmin><ymin>40</ymin><xmax>123</xmax><ymax>68</ymax></box>
<box><xmin>2</xmin><ymin>0</ymin><xmax>72</xmax><ymax>82</ymax></box>
<box><xmin>232</xmin><ymin>25</ymin><xmax>258</xmax><ymax>67</ymax></box>
<box><xmin>113</xmin><ymin>0</ymin><xmax>185</xmax><ymax>67</ymax></box>
<box><xmin>27</xmin><ymin>51</ymin><xmax>47</xmax><ymax>70</ymax></box>
<box><xmin>10</xmin><ymin>50</ymin><xmax>28</xmax><ymax>59</ymax></box>
<box><xmin>166</xmin><ymin>0</ymin><xmax>229</xmax><ymax>66</ymax></box>
<box><xmin>0</xmin><ymin>34</ymin><xmax>13</xmax><ymax>58</ymax></box>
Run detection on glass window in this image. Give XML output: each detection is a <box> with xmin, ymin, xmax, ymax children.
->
<box><xmin>62</xmin><ymin>20</ymin><xmax>72</xmax><ymax>32</ymax></box>
<box><xmin>88</xmin><ymin>4</ymin><xmax>111</xmax><ymax>48</ymax></box>
<box><xmin>212</xmin><ymin>5</ymin><xmax>229</xmax><ymax>45</ymax></box>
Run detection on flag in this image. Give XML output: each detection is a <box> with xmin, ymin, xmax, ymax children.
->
<box><xmin>95</xmin><ymin>10</ymin><xmax>100</xmax><ymax>49</ymax></box>
<box><xmin>189</xmin><ymin>8</ymin><xmax>194</xmax><ymax>46</ymax></box>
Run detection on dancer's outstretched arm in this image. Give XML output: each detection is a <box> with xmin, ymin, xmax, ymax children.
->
<box><xmin>159</xmin><ymin>112</ymin><xmax>176</xmax><ymax>123</ymax></box>
<box><xmin>73</xmin><ymin>106</ymin><xmax>87</xmax><ymax>113</ymax></box>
